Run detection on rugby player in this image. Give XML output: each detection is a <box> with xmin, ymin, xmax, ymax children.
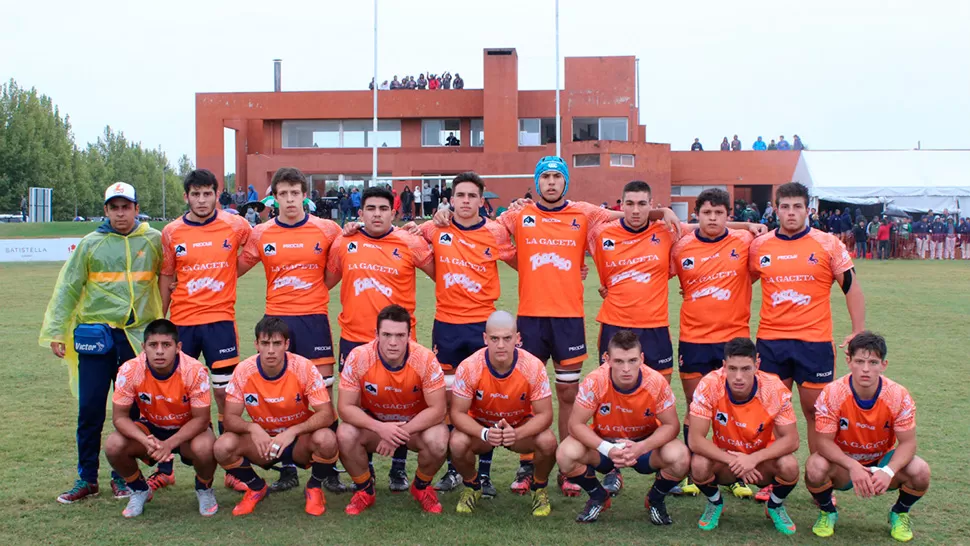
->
<box><xmin>215</xmin><ymin>317</ymin><xmax>340</xmax><ymax>516</ymax></box>
<box><xmin>105</xmin><ymin>319</ymin><xmax>217</xmax><ymax>517</ymax></box>
<box><xmin>805</xmin><ymin>332</ymin><xmax>929</xmax><ymax>542</ymax></box>
<box><xmin>336</xmin><ymin>305</ymin><xmax>448</xmax><ymax>515</ymax></box>
<box><xmin>449</xmin><ymin>311</ymin><xmax>556</xmax><ymax>516</ymax></box>
<box><xmin>238</xmin><ymin>167</ymin><xmax>345</xmax><ymax>493</ymax></box>
<box><xmin>749</xmin><ymin>181</ymin><xmax>865</xmax><ymax>499</ymax></box>
<box><xmin>326</xmin><ymin>186</ymin><xmax>435</xmax><ymax>492</ymax></box>
<box><xmin>157</xmin><ymin>169</ymin><xmax>251</xmax><ymax>491</ymax></box>
<box><xmin>558</xmin><ymin>330</ymin><xmax>688</xmax><ymax>525</ymax></box>
<box><xmin>688</xmin><ymin>337</ymin><xmax>800</xmax><ymax>535</ymax></box>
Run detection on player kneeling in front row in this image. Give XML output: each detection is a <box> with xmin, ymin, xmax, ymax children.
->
<box><xmin>449</xmin><ymin>311</ymin><xmax>557</xmax><ymax>516</ymax></box>
<box><xmin>336</xmin><ymin>305</ymin><xmax>449</xmax><ymax>515</ymax></box>
<box><xmin>215</xmin><ymin>317</ymin><xmax>340</xmax><ymax>516</ymax></box>
<box><xmin>105</xmin><ymin>319</ymin><xmax>218</xmax><ymax>518</ymax></box>
<box><xmin>688</xmin><ymin>337</ymin><xmax>800</xmax><ymax>535</ymax></box>
<box><xmin>557</xmin><ymin>330</ymin><xmax>688</xmax><ymax>525</ymax></box>
<box><xmin>805</xmin><ymin>331</ymin><xmax>929</xmax><ymax>542</ymax></box>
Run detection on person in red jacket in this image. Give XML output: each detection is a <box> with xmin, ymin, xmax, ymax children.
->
<box><xmin>392</xmin><ymin>189</ymin><xmax>401</xmax><ymax>221</ymax></box>
<box><xmin>429</xmin><ymin>75</ymin><xmax>440</xmax><ymax>90</ymax></box>
<box><xmin>877</xmin><ymin>218</ymin><xmax>891</xmax><ymax>260</ymax></box>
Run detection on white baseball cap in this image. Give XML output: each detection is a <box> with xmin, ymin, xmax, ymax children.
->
<box><xmin>104</xmin><ymin>182</ymin><xmax>137</xmax><ymax>204</ymax></box>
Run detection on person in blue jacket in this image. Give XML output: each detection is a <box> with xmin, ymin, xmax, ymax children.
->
<box><xmin>752</xmin><ymin>136</ymin><xmax>767</xmax><ymax>151</ymax></box>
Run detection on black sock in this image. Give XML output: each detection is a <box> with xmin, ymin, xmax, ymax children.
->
<box><xmin>811</xmin><ymin>485</ymin><xmax>836</xmax><ymax>513</ymax></box>
<box><xmin>463</xmin><ymin>477</ymin><xmax>481</xmax><ymax>491</ymax></box>
<box><xmin>892</xmin><ymin>489</ymin><xmax>923</xmax><ymax>513</ymax></box>
<box><xmin>569</xmin><ymin>466</ymin><xmax>607</xmax><ymax>501</ymax></box>
<box><xmin>127</xmin><ymin>471</ymin><xmax>149</xmax><ymax>492</ymax></box>
<box><xmin>227</xmin><ymin>458</ymin><xmax>266</xmax><ymax>491</ymax></box>
<box><xmin>390</xmin><ymin>445</ymin><xmax>408</xmax><ymax>474</ymax></box>
<box><xmin>648</xmin><ymin>473</ymin><xmax>679</xmax><ymax>506</ymax></box>
<box><xmin>307</xmin><ymin>461</ymin><xmax>336</xmax><ymax>489</ymax></box>
<box><xmin>156</xmin><ymin>460</ymin><xmax>174</xmax><ymax>476</ymax></box>
<box><xmin>413</xmin><ymin>471</ymin><xmax>432</xmax><ymax>490</ymax></box>
<box><xmin>767</xmin><ymin>479</ymin><xmax>797</xmax><ymax>509</ymax></box>
<box><xmin>531</xmin><ymin>479</ymin><xmax>548</xmax><ymax>491</ymax></box>
<box><xmin>697</xmin><ymin>481</ymin><xmax>722</xmax><ymax>504</ymax></box>
<box><xmin>354</xmin><ymin>472</ymin><xmax>375</xmax><ymax>495</ymax></box>
<box><xmin>195</xmin><ymin>475</ymin><xmax>212</xmax><ymax>491</ymax></box>
<box><xmin>446</xmin><ymin>425</ymin><xmax>456</xmax><ymax>473</ymax></box>
<box><xmin>683</xmin><ymin>422</ymin><xmax>690</xmax><ymax>451</ymax></box>
<box><xmin>217</xmin><ymin>420</ymin><xmax>225</xmax><ymax>435</ymax></box>
<box><xmin>478</xmin><ymin>450</ymin><xmax>493</xmax><ymax>477</ymax></box>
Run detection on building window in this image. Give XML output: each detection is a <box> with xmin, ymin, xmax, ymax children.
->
<box><xmin>670</xmin><ymin>184</ymin><xmax>728</xmax><ymax>197</ymax></box>
<box><xmin>610</xmin><ymin>154</ymin><xmax>635</xmax><ymax>167</ymax></box>
<box><xmin>571</xmin><ymin>117</ymin><xmax>629</xmax><ymax>142</ymax></box>
<box><xmin>281</xmin><ymin>120</ymin><xmax>400</xmax><ymax>148</ymax></box>
<box><xmin>470</xmin><ymin>119</ymin><xmax>484</xmax><ymax>147</ymax></box>
<box><xmin>422</xmin><ymin>119</ymin><xmax>461</xmax><ymax>146</ymax></box>
<box><xmin>574</xmin><ymin>154</ymin><xmax>600</xmax><ymax>168</ymax></box>
<box><xmin>518</xmin><ymin>118</ymin><xmax>558</xmax><ymax>145</ymax></box>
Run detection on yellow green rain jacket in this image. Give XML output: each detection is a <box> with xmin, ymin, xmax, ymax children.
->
<box><xmin>38</xmin><ymin>220</ymin><xmax>163</xmax><ymax>395</ymax></box>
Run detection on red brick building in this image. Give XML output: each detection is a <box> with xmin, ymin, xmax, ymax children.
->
<box><xmin>196</xmin><ymin>48</ymin><xmax>799</xmax><ymax>215</ymax></box>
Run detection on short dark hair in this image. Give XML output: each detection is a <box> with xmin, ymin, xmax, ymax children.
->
<box><xmin>723</xmin><ymin>337</ymin><xmax>757</xmax><ymax>361</ymax></box>
<box><xmin>254</xmin><ymin>316</ymin><xmax>290</xmax><ymax>342</ymax></box>
<box><xmin>695</xmin><ymin>188</ymin><xmax>731</xmax><ymax>214</ymax></box>
<box><xmin>376</xmin><ymin>304</ymin><xmax>411</xmax><ymax>333</ymax></box>
<box><xmin>182</xmin><ymin>169</ymin><xmax>219</xmax><ymax>194</ymax></box>
<box><xmin>144</xmin><ymin>319</ymin><xmax>179</xmax><ymax>343</ymax></box>
<box><xmin>622</xmin><ymin>180</ymin><xmax>652</xmax><ymax>199</ymax></box>
<box><xmin>452</xmin><ymin>172</ymin><xmax>484</xmax><ymax>196</ymax></box>
<box><xmin>607</xmin><ymin>330</ymin><xmax>641</xmax><ymax>353</ymax></box>
<box><xmin>271</xmin><ymin>167</ymin><xmax>308</xmax><ymax>195</ymax></box>
<box><xmin>361</xmin><ymin>186</ymin><xmax>394</xmax><ymax>208</ymax></box>
<box><xmin>775</xmin><ymin>182</ymin><xmax>810</xmax><ymax>207</ymax></box>
<box><xmin>847</xmin><ymin>331</ymin><xmax>888</xmax><ymax>360</ymax></box>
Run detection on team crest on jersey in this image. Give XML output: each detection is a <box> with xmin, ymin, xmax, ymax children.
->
<box><xmin>520</xmin><ymin>392</ymin><xmax>527</xmax><ymax>401</ymax></box>
<box><xmin>644</xmin><ymin>408</ymin><xmax>652</xmax><ymax>417</ymax></box>
<box><xmin>364</xmin><ymin>382</ymin><xmax>378</xmax><ymax>395</ymax></box>
<box><xmin>602</xmin><ymin>238</ymin><xmax>616</xmax><ymax>251</ymax></box>
<box><xmin>182</xmin><ymin>394</ymin><xmax>189</xmax><ymax>404</ymax></box>
<box><xmin>392</xmin><ymin>248</ymin><xmax>402</xmax><ymax>260</ymax></box>
<box><xmin>522</xmin><ymin>215</ymin><xmax>536</xmax><ymax>227</ymax></box>
<box><xmin>839</xmin><ymin>417</ymin><xmax>849</xmax><ymax>430</ymax></box>
<box><xmin>756</xmin><ymin>422</ymin><xmax>764</xmax><ymax>434</ymax></box>
<box><xmin>715</xmin><ymin>411</ymin><xmax>728</xmax><ymax>425</ymax></box>
<box><xmin>295</xmin><ymin>393</ymin><xmax>302</xmax><ymax>403</ymax></box>
<box><xmin>223</xmin><ymin>239</ymin><xmax>232</xmax><ymax>250</ymax></box>
<box><xmin>681</xmin><ymin>257</ymin><xmax>695</xmax><ymax>270</ymax></box>
<box><xmin>138</xmin><ymin>392</ymin><xmax>152</xmax><ymax>404</ymax></box>
<box><xmin>175</xmin><ymin>244</ymin><xmax>187</xmax><ymax>257</ymax></box>
<box><xmin>570</xmin><ymin>219</ymin><xmax>581</xmax><ymax>230</ymax></box>
<box><xmin>244</xmin><ymin>393</ymin><xmax>259</xmax><ymax>406</ymax></box>
<box><xmin>413</xmin><ymin>385</ymin><xmax>420</xmax><ymax>393</ymax></box>
<box><xmin>759</xmin><ymin>255</ymin><xmax>771</xmax><ymax>267</ymax></box>
<box><xmin>884</xmin><ymin>420</ymin><xmax>891</xmax><ymax>430</ymax></box>
<box><xmin>263</xmin><ymin>243</ymin><xmax>277</xmax><ymax>256</ymax></box>
<box><xmin>438</xmin><ymin>233</ymin><xmax>453</xmax><ymax>246</ymax></box>
<box><xmin>314</xmin><ymin>242</ymin><xmax>323</xmax><ymax>254</ymax></box>
<box><xmin>475</xmin><ymin>390</ymin><xmax>484</xmax><ymax>400</ymax></box>
<box><xmin>808</xmin><ymin>252</ymin><xmax>819</xmax><ymax>265</ymax></box>
<box><xmin>598</xmin><ymin>403</ymin><xmax>612</xmax><ymax>416</ymax></box>
<box><xmin>730</xmin><ymin>248</ymin><xmax>739</xmax><ymax>260</ymax></box>
<box><xmin>484</xmin><ymin>247</ymin><xmax>492</xmax><ymax>258</ymax></box>
<box><xmin>347</xmin><ymin>242</ymin><xmax>358</xmax><ymax>253</ymax></box>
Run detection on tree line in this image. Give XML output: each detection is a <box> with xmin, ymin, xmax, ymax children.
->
<box><xmin>0</xmin><ymin>78</ymin><xmax>196</xmax><ymax>220</ymax></box>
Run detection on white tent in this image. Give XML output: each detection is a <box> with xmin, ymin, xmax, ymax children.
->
<box><xmin>792</xmin><ymin>150</ymin><xmax>970</xmax><ymax>214</ymax></box>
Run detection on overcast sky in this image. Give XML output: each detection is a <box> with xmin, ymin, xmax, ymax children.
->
<box><xmin>3</xmin><ymin>0</ymin><xmax>968</xmax><ymax>174</ymax></box>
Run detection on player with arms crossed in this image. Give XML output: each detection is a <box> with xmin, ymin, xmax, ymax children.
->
<box><xmin>558</xmin><ymin>330</ymin><xmax>689</xmax><ymax>525</ymax></box>
<box><xmin>158</xmin><ymin>169</ymin><xmax>251</xmax><ymax>491</ymax></box>
<box><xmin>237</xmin><ymin>167</ymin><xmax>344</xmax><ymax>493</ymax></box>
<box><xmin>805</xmin><ymin>332</ymin><xmax>929</xmax><ymax>542</ymax></box>
<box><xmin>105</xmin><ymin>319</ymin><xmax>218</xmax><ymax>518</ymax></box>
<box><xmin>215</xmin><ymin>317</ymin><xmax>340</xmax><ymax>516</ymax></box>
<box><xmin>688</xmin><ymin>337</ymin><xmax>801</xmax><ymax>535</ymax></box>
<box><xmin>449</xmin><ymin>311</ymin><xmax>557</xmax><ymax>516</ymax></box>
<box><xmin>336</xmin><ymin>305</ymin><xmax>448</xmax><ymax>516</ymax></box>
<box><xmin>327</xmin><ymin>187</ymin><xmax>435</xmax><ymax>492</ymax></box>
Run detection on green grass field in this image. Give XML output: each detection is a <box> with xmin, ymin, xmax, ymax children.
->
<box><xmin>0</xmin><ymin>221</ymin><xmax>167</xmax><ymax>238</ymax></box>
<box><xmin>1</xmin><ymin>224</ymin><xmax>968</xmax><ymax>544</ymax></box>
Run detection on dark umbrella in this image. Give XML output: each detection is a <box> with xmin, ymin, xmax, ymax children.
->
<box><xmin>242</xmin><ymin>200</ymin><xmax>267</xmax><ymax>214</ymax></box>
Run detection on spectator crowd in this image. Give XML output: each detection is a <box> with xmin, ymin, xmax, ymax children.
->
<box><xmin>369</xmin><ymin>72</ymin><xmax>464</xmax><ymax>91</ymax></box>
<box><xmin>691</xmin><ymin>134</ymin><xmax>805</xmax><ymax>151</ymax></box>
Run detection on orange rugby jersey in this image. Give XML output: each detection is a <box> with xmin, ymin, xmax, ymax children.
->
<box><xmin>749</xmin><ymin>227</ymin><xmax>853</xmax><ymax>342</ymax></box>
<box><xmin>690</xmin><ymin>368</ymin><xmax>796</xmax><ymax>454</ymax></box>
<box><xmin>497</xmin><ymin>201</ymin><xmax>614</xmax><ymax>318</ymax></box>
<box><xmin>452</xmin><ymin>347</ymin><xmax>552</xmax><ymax>427</ymax></box>
<box><xmin>589</xmin><ymin>219</ymin><xmax>678</xmax><ymax>328</ymax></box>
<box><xmin>815</xmin><ymin>374</ymin><xmax>915</xmax><ymax>465</ymax></box>
<box><xmin>161</xmin><ymin>210</ymin><xmax>252</xmax><ymax>325</ymax></box>
<box><xmin>226</xmin><ymin>352</ymin><xmax>330</xmax><ymax>436</ymax></box>
<box><xmin>240</xmin><ymin>215</ymin><xmax>341</xmax><ymax>316</ymax></box>
<box><xmin>113</xmin><ymin>352</ymin><xmax>211</xmax><ymax>430</ymax></box>
<box><xmin>575</xmin><ymin>364</ymin><xmax>676</xmax><ymax>441</ymax></box>
<box><xmin>670</xmin><ymin>228</ymin><xmax>753</xmax><ymax>343</ymax></box>
<box><xmin>418</xmin><ymin>218</ymin><xmax>515</xmax><ymax>324</ymax></box>
<box><xmin>339</xmin><ymin>340</ymin><xmax>445</xmax><ymax>423</ymax></box>
<box><xmin>327</xmin><ymin>228</ymin><xmax>433</xmax><ymax>342</ymax></box>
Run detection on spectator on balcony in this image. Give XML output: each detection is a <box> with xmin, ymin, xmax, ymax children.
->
<box><xmin>428</xmin><ymin>74</ymin><xmax>440</xmax><ymax>90</ymax></box>
<box><xmin>453</xmin><ymin>73</ymin><xmax>464</xmax><ymax>89</ymax></box>
<box><xmin>731</xmin><ymin>135</ymin><xmax>741</xmax><ymax>151</ymax></box>
<box><xmin>720</xmin><ymin>137</ymin><xmax>730</xmax><ymax>151</ymax></box>
<box><xmin>752</xmin><ymin>136</ymin><xmax>767</xmax><ymax>150</ymax></box>
<box><xmin>445</xmin><ymin>132</ymin><xmax>460</xmax><ymax>146</ymax></box>
<box><xmin>792</xmin><ymin>134</ymin><xmax>804</xmax><ymax>150</ymax></box>
<box><xmin>777</xmin><ymin>135</ymin><xmax>791</xmax><ymax>150</ymax></box>
<box><xmin>390</xmin><ymin>76</ymin><xmax>402</xmax><ymax>89</ymax></box>
<box><xmin>767</xmin><ymin>139</ymin><xmax>777</xmax><ymax>150</ymax></box>
<box><xmin>417</xmin><ymin>74</ymin><xmax>428</xmax><ymax>89</ymax></box>
<box><xmin>379</xmin><ymin>80</ymin><xmax>390</xmax><ymax>90</ymax></box>
<box><xmin>369</xmin><ymin>78</ymin><xmax>375</xmax><ymax>90</ymax></box>
<box><xmin>442</xmin><ymin>72</ymin><xmax>452</xmax><ymax>89</ymax></box>
<box><xmin>691</xmin><ymin>138</ymin><xmax>704</xmax><ymax>151</ymax></box>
